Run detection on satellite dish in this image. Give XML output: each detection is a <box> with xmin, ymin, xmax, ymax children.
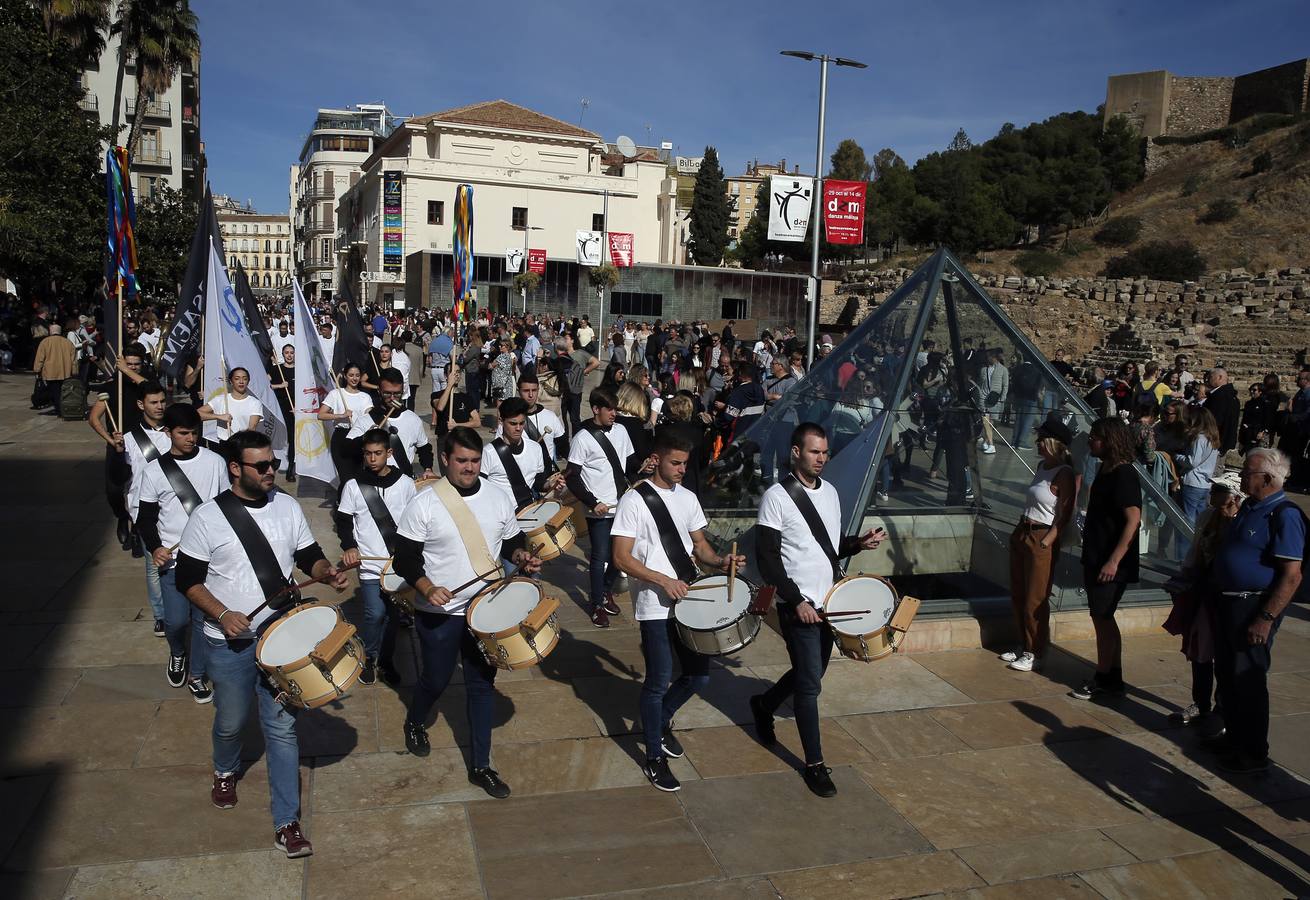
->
<box><xmin>615</xmin><ymin>135</ymin><xmax>637</xmax><ymax>158</ymax></box>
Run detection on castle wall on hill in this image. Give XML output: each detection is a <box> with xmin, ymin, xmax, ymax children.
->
<box><xmin>1231</xmin><ymin>59</ymin><xmax>1310</xmax><ymax>122</ymax></box>
<box><xmin>1165</xmin><ymin>76</ymin><xmax>1234</xmax><ymax>135</ymax></box>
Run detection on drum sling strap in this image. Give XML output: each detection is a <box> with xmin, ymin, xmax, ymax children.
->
<box><xmin>214</xmin><ymin>491</ymin><xmax>294</xmax><ymax>604</ymax></box>
<box><xmin>782</xmin><ymin>475</ymin><xmax>844</xmax><ymax>581</ymax></box>
<box><xmin>432</xmin><ymin>477</ymin><xmax>503</xmax><ymax>579</ymax></box>
<box><xmin>157</xmin><ymin>454</ymin><xmax>204</xmax><ymax>515</ymax></box>
<box><xmin>131</xmin><ymin>426</ymin><xmax>163</xmax><ymax>464</ymax></box>
<box><xmin>583</xmin><ymin>423</ymin><xmax>628</xmax><ymax>500</ymax></box>
<box><xmin>490</xmin><ymin>438</ymin><xmax>534</xmax><ymax>509</ymax></box>
<box><xmin>635</xmin><ymin>482</ymin><xmax>699</xmax><ymax>583</ymax></box>
<box><xmin>358</xmin><ymin>482</ymin><xmax>399</xmax><ymax>555</ymax></box>
<box><xmin>373</xmin><ymin>409</ymin><xmax>413</xmax><ymax>477</ymax></box>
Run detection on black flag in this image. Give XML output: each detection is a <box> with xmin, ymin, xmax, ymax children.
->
<box><xmin>160</xmin><ymin>185</ymin><xmax>223</xmax><ymax>379</ymax></box>
<box><xmin>332</xmin><ymin>282</ymin><xmax>373</xmax><ymax>375</ymax></box>
<box><xmin>233</xmin><ymin>261</ymin><xmax>275</xmax><ymax>368</ymax></box>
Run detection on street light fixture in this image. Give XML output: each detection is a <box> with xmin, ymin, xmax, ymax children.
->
<box><xmin>780</xmin><ymin>49</ymin><xmax>869</xmax><ymax>369</ymax></box>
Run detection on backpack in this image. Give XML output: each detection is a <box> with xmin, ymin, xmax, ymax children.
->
<box><xmin>1134</xmin><ymin>381</ymin><xmax>1162</xmax><ymax>411</ymax></box>
<box><xmin>59</xmin><ymin>379</ymin><xmax>88</xmax><ymax>420</ymax></box>
<box><xmin>1274</xmin><ymin>500</ymin><xmax>1310</xmax><ymax>605</ymax></box>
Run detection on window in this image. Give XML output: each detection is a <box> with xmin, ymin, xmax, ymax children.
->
<box><xmin>229</xmin><ymin>255</ymin><xmax>237</xmax><ymax>269</ymax></box>
<box><xmin>511</xmin><ymin>207</ymin><xmax>527</xmax><ymax>230</ymax></box>
<box><xmin>729</xmin><ymin>228</ymin><xmax>738</xmax><ymax>238</ymax></box>
<box><xmin>730</xmin><ymin>182</ymin><xmax>740</xmax><ymax>195</ymax></box>
<box><xmin>263</xmin><ymin>274</ymin><xmax>271</xmax><ymax>287</ymax></box>
<box><xmin>427</xmin><ymin>200</ymin><xmax>444</xmax><ymax>225</ymax></box>
<box><xmin>275</xmin><ymin>240</ymin><xmax>281</xmax><ymax>253</ymax></box>
<box><xmin>610</xmin><ymin>291</ymin><xmax>662</xmax><ymax>318</ymax></box>
<box><xmin>721</xmin><ymin>297</ymin><xmax>749</xmax><ymax>320</ymax></box>
<box><xmin>592</xmin><ymin>213</ymin><xmax>605</xmax><ymax>232</ymax></box>
<box><xmin>320</xmin><ymin>238</ymin><xmax>331</xmax><ymax>263</ymax></box>
<box><xmin>265</xmin><ymin>256</ymin><xmax>271</xmax><ymax>268</ymax></box>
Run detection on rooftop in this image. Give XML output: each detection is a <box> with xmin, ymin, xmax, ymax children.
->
<box><xmin>407</xmin><ymin>99</ymin><xmax>600</xmax><ymax>140</ymax></box>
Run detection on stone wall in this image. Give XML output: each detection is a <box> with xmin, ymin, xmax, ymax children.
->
<box><xmin>1166</xmin><ymin>76</ymin><xmax>1234</xmax><ymax>135</ymax></box>
<box><xmin>1231</xmin><ymin>58</ymin><xmax>1310</xmax><ymax>123</ymax></box>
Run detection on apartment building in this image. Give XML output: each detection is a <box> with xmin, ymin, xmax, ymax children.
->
<box><xmin>216</xmin><ymin>203</ymin><xmax>293</xmax><ymax>294</ymax></box>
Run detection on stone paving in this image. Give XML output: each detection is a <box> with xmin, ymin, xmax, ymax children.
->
<box><xmin>4</xmin><ymin>373</ymin><xmax>1310</xmax><ymax>899</ymax></box>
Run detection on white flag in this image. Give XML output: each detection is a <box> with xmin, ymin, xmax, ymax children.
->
<box><xmin>576</xmin><ymin>230</ymin><xmax>602</xmax><ymax>266</ymax></box>
<box><xmin>291</xmin><ymin>280</ymin><xmax>337</xmax><ymax>485</ymax></box>
<box><xmin>201</xmin><ymin>245</ymin><xmax>287</xmax><ymax>450</ymax></box>
<box><xmin>767</xmin><ymin>175</ymin><xmax>814</xmax><ymax>242</ymax></box>
<box><xmin>505</xmin><ymin>248</ymin><xmax>525</xmax><ymax>273</ymax></box>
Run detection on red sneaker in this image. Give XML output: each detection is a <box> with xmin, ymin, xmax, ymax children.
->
<box><xmin>275</xmin><ymin>820</ymin><xmax>313</xmax><ymax>858</ymax></box>
<box><xmin>590</xmin><ymin>604</ymin><xmax>610</xmax><ymax>628</ymax></box>
<box><xmin>211</xmin><ymin>773</ymin><xmax>237</xmax><ymax>810</ymax></box>
<box><xmin>601</xmin><ymin>592</ymin><xmax>621</xmax><ymax>616</ymax></box>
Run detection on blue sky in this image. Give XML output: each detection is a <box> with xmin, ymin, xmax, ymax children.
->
<box><xmin>199</xmin><ymin>0</ymin><xmax>1310</xmax><ymax>214</ymax></box>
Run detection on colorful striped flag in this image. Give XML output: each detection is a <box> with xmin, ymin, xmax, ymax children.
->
<box><xmin>105</xmin><ymin>147</ymin><xmax>139</xmax><ymax>297</ymax></box>
<box><xmin>452</xmin><ymin>184</ymin><xmax>474</xmax><ymax>321</ymax></box>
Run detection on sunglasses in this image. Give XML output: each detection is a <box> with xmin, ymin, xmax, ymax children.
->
<box><xmin>239</xmin><ymin>459</ymin><xmax>279</xmax><ymax>474</ymax></box>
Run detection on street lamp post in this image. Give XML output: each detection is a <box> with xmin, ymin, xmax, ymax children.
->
<box><xmin>780</xmin><ymin>50</ymin><xmax>867</xmax><ymax>370</ymax></box>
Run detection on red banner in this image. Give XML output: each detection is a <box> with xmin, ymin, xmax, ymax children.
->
<box><xmin>822</xmin><ymin>180</ymin><xmax>867</xmax><ymax>245</ymax></box>
<box><xmin>607</xmin><ymin>232</ymin><xmax>634</xmax><ymax>268</ymax></box>
<box><xmin>527</xmin><ymin>248</ymin><xmax>547</xmax><ymax>274</ymax></box>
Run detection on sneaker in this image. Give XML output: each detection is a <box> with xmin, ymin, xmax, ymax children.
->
<box><xmin>404</xmin><ymin>720</ymin><xmax>431</xmax><ymax>757</ymax></box>
<box><xmin>1008</xmin><ymin>652</ymin><xmax>1036</xmax><ymax>672</ymax></box>
<box><xmin>999</xmin><ymin>649</ymin><xmax>1022</xmax><ymax>662</ymax></box>
<box><xmin>601</xmin><ymin>592</ymin><xmax>621</xmax><ymax>616</ymax></box>
<box><xmin>166</xmin><ymin>654</ymin><xmax>187</xmax><ymax>688</ymax></box>
<box><xmin>153</xmin><ymin>619</ymin><xmax>166</xmax><ymax>637</ymax></box>
<box><xmin>750</xmin><ymin>694</ymin><xmax>776</xmax><ymax>746</ymax></box>
<box><xmin>928</xmin><ymin>469</ymin><xmax>941</xmax><ymax>479</ymax></box>
<box><xmin>187</xmin><ymin>678</ymin><xmax>213</xmax><ymax>704</ymax></box>
<box><xmin>590</xmin><ymin>604</ymin><xmax>611</xmax><ymax>628</ymax></box>
<box><xmin>1171</xmin><ymin>703</ymin><xmax>1204</xmax><ymax>725</ymax></box>
<box><xmin>469</xmin><ymin>767</ymin><xmax>511</xmax><ymax>799</ymax></box>
<box><xmin>643</xmin><ymin>756</ymin><xmax>681</xmax><ymax>792</ymax></box>
<box><xmin>1071</xmin><ymin>678</ymin><xmax>1124</xmax><ymax>701</ymax></box>
<box><xmin>981</xmin><ymin>444</ymin><xmax>997</xmax><ymax>455</ymax></box>
<box><xmin>661</xmin><ymin>726</ymin><xmax>684</xmax><ymax>759</ymax></box>
<box><xmin>274</xmin><ymin>820</ymin><xmax>313</xmax><ymax>858</ymax></box>
<box><xmin>876</xmin><ymin>491</ymin><xmax>890</xmax><ymax>503</ymax></box>
<box><xmin>802</xmin><ymin>763</ymin><xmax>838</xmax><ymax>798</ymax></box>
<box><xmin>359</xmin><ymin>661</ymin><xmax>377</xmax><ymax>685</ymax></box>
<box><xmin>211</xmin><ymin>772</ymin><xmax>237</xmax><ymax>809</ymax></box>
<box><xmin>1201</xmin><ymin>728</ymin><xmax>1233</xmax><ymax>754</ymax></box>
<box><xmin>1219</xmin><ymin>753</ymin><xmax>1270</xmax><ymax>775</ymax></box>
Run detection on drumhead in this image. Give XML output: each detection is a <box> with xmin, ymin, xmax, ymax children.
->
<box><xmin>259</xmin><ymin>605</ymin><xmax>338</xmax><ymax>666</ymax></box>
<box><xmin>516</xmin><ymin>501</ymin><xmax>562</xmax><ymax>529</ymax></box>
<box><xmin>824</xmin><ymin>576</ymin><xmax>897</xmax><ymax>636</ymax></box>
<box><xmin>674</xmin><ymin>576</ymin><xmax>752</xmax><ymax>629</ymax></box>
<box><xmin>468</xmin><ymin>580</ymin><xmax>541</xmax><ymax>632</ymax></box>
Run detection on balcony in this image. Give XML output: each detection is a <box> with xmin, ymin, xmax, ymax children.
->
<box><xmin>127</xmin><ymin>97</ymin><xmax>171</xmax><ymax>120</ymax></box>
<box><xmin>133</xmin><ymin>148</ymin><xmax>172</xmax><ymax>168</ymax></box>
<box><xmin>301</xmin><ymin>187</ymin><xmax>333</xmax><ymax>203</ymax></box>
<box><xmin>305</xmin><ymin>221</ymin><xmax>333</xmax><ymax>234</ymax></box>
<box><xmin>182</xmin><ymin>106</ymin><xmax>198</xmax><ymax>128</ymax></box>
<box><xmin>182</xmin><ymin>154</ymin><xmax>198</xmax><ymax>171</ymax></box>
<box><xmin>78</xmin><ymin>93</ymin><xmax>98</xmax><ymax>112</ymax></box>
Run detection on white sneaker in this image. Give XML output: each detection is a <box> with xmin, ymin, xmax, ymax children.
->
<box><xmin>999</xmin><ymin>649</ymin><xmax>1021</xmax><ymax>662</ymax></box>
<box><xmin>982</xmin><ymin>444</ymin><xmax>996</xmax><ymax>454</ymax></box>
<box><xmin>1008</xmin><ymin>652</ymin><xmax>1036</xmax><ymax>672</ymax></box>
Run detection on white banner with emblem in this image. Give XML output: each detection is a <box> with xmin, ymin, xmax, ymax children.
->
<box><xmin>766</xmin><ymin>175</ymin><xmax>814</xmax><ymax>242</ymax></box>
<box><xmin>576</xmin><ymin>230</ymin><xmax>603</xmax><ymax>266</ymax></box>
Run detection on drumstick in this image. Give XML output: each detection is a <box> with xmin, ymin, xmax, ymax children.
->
<box><xmin>247</xmin><ymin>560</ymin><xmax>363</xmax><ymax>619</ymax></box>
<box><xmin>727</xmin><ymin>541</ymin><xmax>737</xmax><ymax>603</ymax></box>
<box><xmin>820</xmin><ymin>609</ymin><xmax>872</xmax><ymax>619</ymax></box>
<box><xmin>356</xmin><ymin>555</ymin><xmax>393</xmax><ymax>561</ymax></box>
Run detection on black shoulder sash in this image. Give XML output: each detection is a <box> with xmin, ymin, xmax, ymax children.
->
<box><xmin>358</xmin><ymin>481</ymin><xmax>399</xmax><ymax>554</ymax></box>
<box><xmin>634</xmin><ymin>481</ymin><xmax>699</xmax><ymax>582</ymax></box>
<box><xmin>131</xmin><ymin>426</ymin><xmax>163</xmax><ymax>463</ymax></box>
<box><xmin>158</xmin><ymin>454</ymin><xmax>204</xmax><ymax>515</ymax></box>
<box><xmin>492</xmin><ymin>438</ymin><xmax>533</xmax><ymax>508</ymax></box>
<box><xmin>214</xmin><ymin>491</ymin><xmax>293</xmax><ymax>601</ymax></box>
<box><xmin>782</xmin><ymin>475</ymin><xmax>843</xmax><ymax>580</ymax></box>
<box><xmin>583</xmin><ymin>422</ymin><xmax>628</xmax><ymax>498</ymax></box>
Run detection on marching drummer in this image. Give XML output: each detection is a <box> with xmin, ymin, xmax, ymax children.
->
<box><xmin>176</xmin><ymin>431</ymin><xmax>348</xmax><ymax>859</ymax></box>
<box><xmin>482</xmin><ymin>397</ymin><xmax>564</xmax><ymax>510</ymax></box>
<box><xmin>612</xmin><ymin>427</ymin><xmax>745</xmax><ymax>793</ymax></box>
<box><xmin>508</xmin><ymin>375</ymin><xmax>567</xmax><ymax>465</ymax></box>
<box><xmin>348</xmin><ymin>367</ymin><xmax>434</xmax><ymax>480</ymax></box>
<box><xmin>334</xmin><ymin>427</ymin><xmax>417</xmax><ymax>686</ymax></box>
<box><xmin>749</xmin><ymin>422</ymin><xmax>885</xmax><ymax>798</ymax></box>
<box><xmin>392</xmin><ymin>426</ymin><xmax>543</xmax><ymax>799</ymax></box>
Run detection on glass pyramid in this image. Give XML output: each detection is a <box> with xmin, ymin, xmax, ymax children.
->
<box><xmin>703</xmin><ymin>248</ymin><xmax>1191</xmax><ymax>615</ymax></box>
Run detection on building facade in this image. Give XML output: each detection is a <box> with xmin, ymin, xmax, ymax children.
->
<box><xmin>291</xmin><ymin>104</ymin><xmax>401</xmax><ymax>301</ymax></box>
<box><xmin>216</xmin><ymin>206</ymin><xmax>293</xmax><ymax>294</ymax></box>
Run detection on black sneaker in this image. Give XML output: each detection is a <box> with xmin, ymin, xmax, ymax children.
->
<box><xmin>601</xmin><ymin>592</ymin><xmax>621</xmax><ymax>616</ymax></box>
<box><xmin>187</xmin><ymin>678</ymin><xmax>213</xmax><ymax>704</ymax></box>
<box><xmin>359</xmin><ymin>662</ymin><xmax>377</xmax><ymax>685</ymax></box>
<box><xmin>469</xmin><ymin>767</ymin><xmax>511</xmax><ymax>799</ymax></box>
<box><xmin>404</xmin><ymin>720</ymin><xmax>431</xmax><ymax>757</ymax></box>
<box><xmin>166</xmin><ymin>654</ymin><xmax>187</xmax><ymax>688</ymax></box>
<box><xmin>379</xmin><ymin>663</ymin><xmax>402</xmax><ymax>686</ymax></box>
<box><xmin>1219</xmin><ymin>753</ymin><xmax>1270</xmax><ymax>775</ymax></box>
<box><xmin>802</xmin><ymin>763</ymin><xmax>838</xmax><ymax>798</ymax></box>
<box><xmin>750</xmin><ymin>694</ymin><xmax>776</xmax><ymax>746</ymax></box>
<box><xmin>1071</xmin><ymin>678</ymin><xmax>1125</xmax><ymax>701</ymax></box>
<box><xmin>643</xmin><ymin>756</ymin><xmax>680</xmax><ymax>792</ymax></box>
<box><xmin>116</xmin><ymin>517</ymin><xmax>131</xmax><ymax>548</ymax></box>
<box><xmin>661</xmin><ymin>726</ymin><xmax>684</xmax><ymax>759</ymax></box>
<box><xmin>154</xmin><ymin>619</ymin><xmax>166</xmax><ymax>638</ymax></box>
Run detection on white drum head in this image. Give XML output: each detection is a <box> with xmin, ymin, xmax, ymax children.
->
<box><xmin>468</xmin><ymin>580</ymin><xmax>541</xmax><ymax>632</ymax></box>
<box><xmin>259</xmin><ymin>605</ymin><xmax>337</xmax><ymax>666</ymax></box>
<box><xmin>824</xmin><ymin>576</ymin><xmax>896</xmax><ymax>636</ymax></box>
<box><xmin>674</xmin><ymin>577</ymin><xmax>752</xmax><ymax>629</ymax></box>
<box><xmin>517</xmin><ymin>501</ymin><xmax>562</xmax><ymax>530</ymax></box>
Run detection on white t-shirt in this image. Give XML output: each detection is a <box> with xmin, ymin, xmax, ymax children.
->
<box><xmin>481</xmin><ymin>438</ymin><xmax>545</xmax><ymax>506</ymax></box>
<box><xmin>567</xmin><ymin>424</ymin><xmax>634</xmax><ymax>517</ymax></box>
<box><xmin>138</xmin><ymin>448</ymin><xmax>229</xmax><ymax>548</ymax></box>
<box><xmin>395</xmin><ymin>480</ymin><xmax>521</xmax><ymax>615</ymax></box>
<box><xmin>124</xmin><ymin>425</ymin><xmax>172</xmax><ymax>520</ymax></box>
<box><xmin>324</xmin><ymin>387</ymin><xmax>373</xmax><ymax>432</ymax></box>
<box><xmin>612</xmin><ymin>481</ymin><xmax>707</xmax><ymax>621</ymax></box>
<box><xmin>494</xmin><ymin>406</ymin><xmax>565</xmax><ymax>462</ymax></box>
<box><xmin>391</xmin><ymin>352</ymin><xmax>412</xmax><ymax>399</ymax></box>
<box><xmin>320</xmin><ymin>334</ymin><xmax>336</xmax><ymax>363</ymax></box>
<box><xmin>757</xmin><ymin>478</ymin><xmax>843</xmax><ymax>608</ymax></box>
<box><xmin>180</xmin><ymin>491</ymin><xmax>317</xmax><ymax>640</ymax></box>
<box><xmin>210</xmin><ymin>393</ymin><xmax>264</xmax><ymax>441</ymax></box>
<box><xmin>348</xmin><ymin>408</ymin><xmax>430</xmax><ymax>473</ymax></box>
<box><xmin>272</xmin><ymin>332</ymin><xmax>294</xmax><ymax>357</ymax></box>
<box><xmin>338</xmin><ymin>472</ymin><xmax>418</xmax><ymax>579</ymax></box>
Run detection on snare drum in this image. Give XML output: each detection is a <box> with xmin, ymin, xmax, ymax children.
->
<box><xmin>378</xmin><ymin>558</ymin><xmax>415</xmax><ymax>612</ymax></box>
<box><xmin>256</xmin><ymin>602</ymin><xmax>364</xmax><ymax>707</ymax></box>
<box><xmin>673</xmin><ymin>575</ymin><xmax>760</xmax><ymax>656</ymax></box>
<box><xmin>822</xmin><ymin>575</ymin><xmax>920</xmax><ymax>662</ymax></box>
<box><xmin>516</xmin><ymin>500</ymin><xmax>578</xmax><ymax>561</ymax></box>
<box><xmin>465</xmin><ymin>577</ymin><xmax>562</xmax><ymax>670</ymax></box>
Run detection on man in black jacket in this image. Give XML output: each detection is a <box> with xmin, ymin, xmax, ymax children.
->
<box><xmin>1204</xmin><ymin>367</ymin><xmax>1241</xmax><ymax>456</ymax></box>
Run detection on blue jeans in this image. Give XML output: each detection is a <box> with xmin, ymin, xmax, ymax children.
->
<box><xmin>586</xmin><ymin>517</ymin><xmax>619</xmax><ymax>607</ymax></box>
<box><xmin>758</xmin><ymin>605</ymin><xmax>834</xmax><ymax>766</ymax></box>
<box><xmin>1177</xmin><ymin>483</ymin><xmax>1210</xmax><ymax>560</ymax></box>
<box><xmin>407</xmin><ymin>611</ymin><xmax>497</xmax><ymax>769</ymax></box>
<box><xmin>359</xmin><ymin>579</ymin><xmax>398</xmax><ymax>667</ymax></box>
<box><xmin>160</xmin><ymin>567</ymin><xmax>207</xmax><ymax>680</ymax></box>
<box><xmin>1011</xmin><ymin>400</ymin><xmax>1038</xmax><ymax>448</ymax></box>
<box><xmin>144</xmin><ymin>538</ymin><xmax>164</xmax><ymax>620</ymax></box>
<box><xmin>206</xmin><ymin>634</ymin><xmax>301</xmax><ymax>830</ymax></box>
<box><xmin>639</xmin><ymin>618</ymin><xmax>710</xmax><ymax>760</ymax></box>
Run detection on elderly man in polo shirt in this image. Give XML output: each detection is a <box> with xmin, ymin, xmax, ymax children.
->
<box><xmin>1208</xmin><ymin>447</ymin><xmax>1305</xmax><ymax>774</ymax></box>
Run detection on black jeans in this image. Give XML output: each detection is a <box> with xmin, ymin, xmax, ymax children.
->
<box><xmin>759</xmin><ymin>605</ymin><xmax>834</xmax><ymax>766</ymax></box>
<box><xmin>1214</xmin><ymin>592</ymin><xmax>1282</xmax><ymax>760</ymax></box>
<box><xmin>563</xmin><ymin>391</ymin><xmax>584</xmax><ymax>438</ymax></box>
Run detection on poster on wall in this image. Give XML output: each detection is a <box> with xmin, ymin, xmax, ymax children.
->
<box><xmin>576</xmin><ymin>230</ymin><xmax>603</xmax><ymax>266</ymax></box>
<box><xmin>822</xmin><ymin>180</ymin><xmax>867</xmax><ymax>245</ymax></box>
<box><xmin>527</xmin><ymin>248</ymin><xmax>547</xmax><ymax>274</ymax></box>
<box><xmin>766</xmin><ymin>175</ymin><xmax>813</xmax><ymax>242</ymax></box>
<box><xmin>607</xmin><ymin>232</ymin><xmax>634</xmax><ymax>267</ymax></box>
<box><xmin>382</xmin><ymin>171</ymin><xmax>403</xmax><ymax>273</ymax></box>
<box><xmin>505</xmin><ymin>248</ymin><xmax>525</xmax><ymax>273</ymax></box>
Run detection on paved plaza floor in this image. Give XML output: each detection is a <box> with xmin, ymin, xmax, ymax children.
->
<box><xmin>4</xmin><ymin>373</ymin><xmax>1310</xmax><ymax>899</ymax></box>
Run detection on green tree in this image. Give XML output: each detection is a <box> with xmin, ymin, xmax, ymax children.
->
<box><xmin>1099</xmin><ymin>114</ymin><xmax>1145</xmax><ymax>192</ymax></box>
<box><xmin>868</xmin><ymin>149</ymin><xmax>916</xmax><ymax>252</ymax></box>
<box><xmin>948</xmin><ymin>128</ymin><xmax>973</xmax><ymax>152</ymax></box>
<box><xmin>134</xmin><ymin>184</ymin><xmax>196</xmax><ymax>300</ymax></box>
<box><xmin>688</xmin><ymin>146</ymin><xmax>730</xmax><ymax>265</ymax></box>
<box><xmin>829</xmin><ymin>138</ymin><xmax>870</xmax><ymax>181</ymax></box>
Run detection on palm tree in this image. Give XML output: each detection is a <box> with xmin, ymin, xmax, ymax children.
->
<box><xmin>37</xmin><ymin>0</ymin><xmax>110</xmax><ymax>69</ymax></box>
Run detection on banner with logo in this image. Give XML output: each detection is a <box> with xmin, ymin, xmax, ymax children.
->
<box><xmin>576</xmin><ymin>230</ymin><xmax>603</xmax><ymax>266</ymax></box>
<box><xmin>527</xmin><ymin>249</ymin><xmax>546</xmax><ymax>274</ymax></box>
<box><xmin>505</xmin><ymin>248</ymin><xmax>525</xmax><ymax>273</ymax></box>
<box><xmin>822</xmin><ymin>180</ymin><xmax>867</xmax><ymax>245</ymax></box>
<box><xmin>291</xmin><ymin>280</ymin><xmax>336</xmax><ymax>485</ymax></box>
<box><xmin>383</xmin><ymin>171</ymin><xmax>403</xmax><ymax>273</ymax></box>
<box><xmin>607</xmin><ymin>232</ymin><xmax>634</xmax><ymax>267</ymax></box>
<box><xmin>767</xmin><ymin>175</ymin><xmax>814</xmax><ymax>242</ymax></box>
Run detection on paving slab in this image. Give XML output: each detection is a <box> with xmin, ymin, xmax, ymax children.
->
<box><xmin>1077</xmin><ymin>848</ymin><xmax>1290</xmax><ymax>898</ymax></box>
<box><xmin>954</xmin><ymin>827</ymin><xmax>1135</xmax><ymax>884</ymax></box>
<box><xmin>63</xmin><ymin>849</ymin><xmax>302</xmax><ymax>899</ymax></box>
<box><xmin>0</xmin><ymin>701</ymin><xmax>158</xmax><ymax>772</ymax></box>
<box><xmin>677</xmin><ymin>720</ymin><xmax>870</xmax><ymax>778</ymax></box>
<box><xmin>0</xmin><ymin>869</ymin><xmax>75</xmax><ymax>900</ymax></box>
<box><xmin>585</xmin><ymin>876</ymin><xmax>779</xmax><ymax>899</ymax></box>
<box><xmin>911</xmin><ymin>647</ymin><xmax>1086</xmax><ymax>702</ymax></box>
<box><xmin>0</xmin><ymin>669</ymin><xmax>82</xmax><ymax>709</ymax></box>
<box><xmin>1268</xmin><ymin>712</ymin><xmax>1310</xmax><ymax>781</ymax></box>
<box><xmin>936</xmin><ymin>873</ymin><xmax>1103</xmax><ymax>899</ymax></box>
<box><xmin>835</xmin><ymin>709</ymin><xmax>971</xmax><ymax>760</ymax></box>
<box><xmin>927</xmin><ymin>696</ymin><xmax>1119</xmax><ymax>751</ymax></box>
<box><xmin>767</xmin><ymin>849</ymin><xmax>984</xmax><ymax>898</ymax></box>
<box><xmin>751</xmin><ymin>655</ymin><xmax>972</xmax><ymax>717</ymax></box>
<box><xmin>1099</xmin><ymin>816</ymin><xmax>1223</xmax><ymax>861</ymax></box>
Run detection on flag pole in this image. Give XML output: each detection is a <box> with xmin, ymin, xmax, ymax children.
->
<box><xmin>116</xmin><ymin>276</ymin><xmax>124</xmax><ymax>436</ymax></box>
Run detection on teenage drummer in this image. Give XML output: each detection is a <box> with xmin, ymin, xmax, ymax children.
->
<box><xmin>612</xmin><ymin>427</ymin><xmax>745</xmax><ymax>793</ymax></box>
<box><xmin>393</xmin><ymin>426</ymin><xmax>543</xmax><ymax>799</ymax></box>
<box><xmin>482</xmin><ymin>397</ymin><xmax>564</xmax><ymax>510</ymax></box>
<box><xmin>176</xmin><ymin>431</ymin><xmax>348</xmax><ymax>859</ymax></box>
<box><xmin>750</xmin><ymin>422</ymin><xmax>885</xmax><ymax>798</ymax></box>
<box><xmin>348</xmin><ymin>367</ymin><xmax>435</xmax><ymax>480</ymax></box>
<box><xmin>335</xmin><ymin>427</ymin><xmax>417</xmax><ymax>686</ymax></box>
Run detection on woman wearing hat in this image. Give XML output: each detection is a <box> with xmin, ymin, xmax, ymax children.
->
<box><xmin>1001</xmin><ymin>414</ymin><xmax>1076</xmax><ymax>672</ymax></box>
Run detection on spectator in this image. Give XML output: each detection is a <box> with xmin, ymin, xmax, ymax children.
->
<box><xmin>1009</xmin><ymin>353</ymin><xmax>1043</xmax><ymax>450</ymax></box>
<box><xmin>1172</xmin><ymin>354</ymin><xmax>1196</xmax><ymax>392</ymax></box>
<box><xmin>977</xmin><ymin>347</ymin><xmax>1008</xmax><ymax>454</ymax></box>
<box><xmin>1282</xmin><ymin>368</ymin><xmax>1310</xmax><ymax>491</ymax></box>
<box><xmin>1240</xmin><ymin>373</ymin><xmax>1286</xmax><ymax>453</ymax></box>
<box><xmin>1174</xmin><ymin>406</ymin><xmax>1222</xmax><ymax>560</ymax></box>
<box><xmin>32</xmin><ymin>323</ymin><xmax>76</xmax><ymax>412</ymax></box>
<box><xmin>1203</xmin><ymin>366</ymin><xmax>1241</xmax><ymax>455</ymax></box>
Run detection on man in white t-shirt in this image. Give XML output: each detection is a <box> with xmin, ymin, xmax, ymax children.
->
<box><xmin>176</xmin><ymin>431</ymin><xmax>348</xmax><ymax>859</ymax></box>
<box><xmin>347</xmin><ymin>368</ymin><xmax>434</xmax><ymax>479</ymax></box>
<box><xmin>137</xmin><ymin>403</ymin><xmax>228</xmax><ymax>702</ymax></box>
<box><xmin>123</xmin><ymin>381</ymin><xmax>172</xmax><ymax>634</ymax></box>
<box><xmin>271</xmin><ymin>321</ymin><xmax>294</xmax><ymax>360</ymax></box>
<box><xmin>565</xmin><ymin>386</ymin><xmax>654</xmax><ymax>627</ymax></box>
<box><xmin>335</xmin><ymin>427</ymin><xmax>417</xmax><ymax>686</ymax></box>
<box><xmin>382</xmin><ymin>343</ymin><xmax>411</xmax><ymax>404</ymax></box>
<box><xmin>498</xmin><ymin>374</ymin><xmax>566</xmax><ymax>465</ymax></box>
<box><xmin>392</xmin><ymin>427</ymin><xmax>542</xmax><ymax>799</ymax></box>
<box><xmin>613</xmin><ymin>427</ymin><xmax>743</xmax><ymax>793</ymax></box>
<box><xmin>750</xmin><ymin>422</ymin><xmax>885</xmax><ymax>798</ymax></box>
<box><xmin>482</xmin><ymin>397</ymin><xmax>562</xmax><ymax>510</ymax></box>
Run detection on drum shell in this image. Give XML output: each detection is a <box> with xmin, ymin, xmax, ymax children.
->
<box><xmin>673</xmin><ymin>575</ymin><xmax>761</xmax><ymax>657</ymax></box>
<box><xmin>465</xmin><ymin>578</ymin><xmax>562</xmax><ymax>671</ymax></box>
<box><xmin>518</xmin><ymin>508</ymin><xmax>577</xmax><ymax>562</ymax></box>
<box><xmin>256</xmin><ymin>602</ymin><xmax>364</xmax><ymax>708</ymax></box>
